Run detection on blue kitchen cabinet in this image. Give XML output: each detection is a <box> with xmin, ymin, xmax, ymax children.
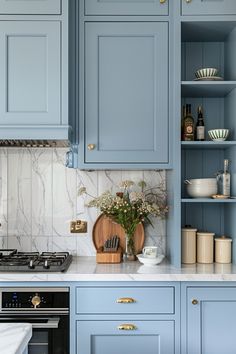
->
<box><xmin>76</xmin><ymin>320</ymin><xmax>174</xmax><ymax>354</ymax></box>
<box><xmin>183</xmin><ymin>285</ymin><xmax>236</xmax><ymax>354</ymax></box>
<box><xmin>0</xmin><ymin>0</ymin><xmax>61</xmax><ymax>14</ymax></box>
<box><xmin>0</xmin><ymin>21</ymin><xmax>61</xmax><ymax>126</ymax></box>
<box><xmin>182</xmin><ymin>0</ymin><xmax>236</xmax><ymax>16</ymax></box>
<box><xmin>80</xmin><ymin>21</ymin><xmax>169</xmax><ymax>168</ymax></box>
<box><xmin>85</xmin><ymin>0</ymin><xmax>168</xmax><ymax>16</ymax></box>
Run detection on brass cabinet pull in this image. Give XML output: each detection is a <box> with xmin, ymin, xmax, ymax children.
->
<box><xmin>192</xmin><ymin>299</ymin><xmax>198</xmax><ymax>305</ymax></box>
<box><xmin>116</xmin><ymin>297</ymin><xmax>136</xmax><ymax>304</ymax></box>
<box><xmin>87</xmin><ymin>144</ymin><xmax>96</xmax><ymax>151</ymax></box>
<box><xmin>117</xmin><ymin>324</ymin><xmax>137</xmax><ymax>331</ymax></box>
<box><xmin>160</xmin><ymin>0</ymin><xmax>166</xmax><ymax>3</ymax></box>
<box><xmin>185</xmin><ymin>0</ymin><xmax>192</xmax><ymax>3</ymax></box>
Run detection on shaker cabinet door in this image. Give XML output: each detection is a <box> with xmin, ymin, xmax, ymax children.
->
<box><xmin>0</xmin><ymin>21</ymin><xmax>61</xmax><ymax>126</ymax></box>
<box><xmin>84</xmin><ymin>22</ymin><xmax>169</xmax><ymax>165</ymax></box>
<box><xmin>186</xmin><ymin>287</ymin><xmax>236</xmax><ymax>354</ymax></box>
<box><xmin>182</xmin><ymin>0</ymin><xmax>236</xmax><ymax>16</ymax></box>
<box><xmin>0</xmin><ymin>0</ymin><xmax>61</xmax><ymax>14</ymax></box>
<box><xmin>77</xmin><ymin>321</ymin><xmax>174</xmax><ymax>354</ymax></box>
<box><xmin>85</xmin><ymin>0</ymin><xmax>168</xmax><ymax>16</ymax></box>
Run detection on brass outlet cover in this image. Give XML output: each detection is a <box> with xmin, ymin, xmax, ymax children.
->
<box><xmin>70</xmin><ymin>220</ymin><xmax>87</xmax><ymax>233</ymax></box>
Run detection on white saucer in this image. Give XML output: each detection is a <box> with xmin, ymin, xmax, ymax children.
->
<box><xmin>136</xmin><ymin>254</ymin><xmax>165</xmax><ymax>267</ymax></box>
<box><xmin>194</xmin><ymin>76</ymin><xmax>223</xmax><ymax>81</ymax></box>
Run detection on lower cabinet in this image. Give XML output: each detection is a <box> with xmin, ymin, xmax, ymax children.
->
<box><xmin>76</xmin><ymin>320</ymin><xmax>174</xmax><ymax>354</ymax></box>
<box><xmin>183</xmin><ymin>285</ymin><xmax>236</xmax><ymax>354</ymax></box>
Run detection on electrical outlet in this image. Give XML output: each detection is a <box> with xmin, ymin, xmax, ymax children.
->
<box><xmin>70</xmin><ymin>220</ymin><xmax>87</xmax><ymax>233</ymax></box>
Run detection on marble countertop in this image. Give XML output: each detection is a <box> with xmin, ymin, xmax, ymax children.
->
<box><xmin>0</xmin><ymin>323</ymin><xmax>32</xmax><ymax>354</ymax></box>
<box><xmin>1</xmin><ymin>257</ymin><xmax>236</xmax><ymax>282</ymax></box>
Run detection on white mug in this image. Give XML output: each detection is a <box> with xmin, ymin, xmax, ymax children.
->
<box><xmin>142</xmin><ymin>246</ymin><xmax>158</xmax><ymax>258</ymax></box>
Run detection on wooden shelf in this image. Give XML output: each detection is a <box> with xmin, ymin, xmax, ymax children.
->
<box><xmin>181</xmin><ymin>141</ymin><xmax>236</xmax><ymax>149</ymax></box>
<box><xmin>181</xmin><ymin>198</ymin><xmax>236</xmax><ymax>203</ymax></box>
<box><xmin>181</xmin><ymin>81</ymin><xmax>236</xmax><ymax>97</ymax></box>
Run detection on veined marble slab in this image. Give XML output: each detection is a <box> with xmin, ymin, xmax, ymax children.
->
<box><xmin>1</xmin><ymin>257</ymin><xmax>236</xmax><ymax>282</ymax></box>
<box><xmin>0</xmin><ymin>323</ymin><xmax>32</xmax><ymax>354</ymax></box>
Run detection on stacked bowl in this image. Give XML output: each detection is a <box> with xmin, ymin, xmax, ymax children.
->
<box><xmin>185</xmin><ymin>178</ymin><xmax>217</xmax><ymax>198</ymax></box>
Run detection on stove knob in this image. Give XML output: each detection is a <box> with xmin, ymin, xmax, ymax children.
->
<box><xmin>31</xmin><ymin>294</ymin><xmax>41</xmax><ymax>308</ymax></box>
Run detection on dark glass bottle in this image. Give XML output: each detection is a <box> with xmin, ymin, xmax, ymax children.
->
<box><xmin>183</xmin><ymin>104</ymin><xmax>194</xmax><ymax>141</ymax></box>
<box><xmin>196</xmin><ymin>105</ymin><xmax>205</xmax><ymax>141</ymax></box>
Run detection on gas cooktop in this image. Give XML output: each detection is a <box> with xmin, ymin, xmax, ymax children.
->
<box><xmin>0</xmin><ymin>250</ymin><xmax>72</xmax><ymax>272</ymax></box>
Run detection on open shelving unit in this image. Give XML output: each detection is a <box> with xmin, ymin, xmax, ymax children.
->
<box><xmin>180</xmin><ymin>19</ymin><xmax>236</xmax><ymax>264</ymax></box>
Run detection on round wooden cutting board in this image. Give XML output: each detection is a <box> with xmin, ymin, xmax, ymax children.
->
<box><xmin>92</xmin><ymin>214</ymin><xmax>145</xmax><ymax>254</ymax></box>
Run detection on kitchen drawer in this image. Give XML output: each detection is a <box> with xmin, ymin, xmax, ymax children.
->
<box><xmin>0</xmin><ymin>0</ymin><xmax>61</xmax><ymax>14</ymax></box>
<box><xmin>76</xmin><ymin>286</ymin><xmax>175</xmax><ymax>315</ymax></box>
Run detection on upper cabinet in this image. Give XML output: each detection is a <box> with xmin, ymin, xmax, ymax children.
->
<box><xmin>0</xmin><ymin>21</ymin><xmax>61</xmax><ymax>126</ymax></box>
<box><xmin>0</xmin><ymin>0</ymin><xmax>61</xmax><ymax>15</ymax></box>
<box><xmin>81</xmin><ymin>22</ymin><xmax>169</xmax><ymax>168</ymax></box>
<box><xmin>182</xmin><ymin>0</ymin><xmax>236</xmax><ymax>16</ymax></box>
<box><xmin>85</xmin><ymin>0</ymin><xmax>168</xmax><ymax>16</ymax></box>
<box><xmin>0</xmin><ymin>0</ymin><xmax>72</xmax><ymax>143</ymax></box>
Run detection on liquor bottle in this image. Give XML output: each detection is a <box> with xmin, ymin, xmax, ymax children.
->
<box><xmin>217</xmin><ymin>159</ymin><xmax>231</xmax><ymax>196</ymax></box>
<box><xmin>196</xmin><ymin>105</ymin><xmax>205</xmax><ymax>141</ymax></box>
<box><xmin>183</xmin><ymin>104</ymin><xmax>194</xmax><ymax>141</ymax></box>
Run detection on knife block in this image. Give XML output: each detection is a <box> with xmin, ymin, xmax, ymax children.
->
<box><xmin>96</xmin><ymin>247</ymin><xmax>123</xmax><ymax>264</ymax></box>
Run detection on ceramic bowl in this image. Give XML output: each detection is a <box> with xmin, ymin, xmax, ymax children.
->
<box><xmin>195</xmin><ymin>68</ymin><xmax>218</xmax><ymax>79</ymax></box>
<box><xmin>137</xmin><ymin>254</ymin><xmax>165</xmax><ymax>267</ymax></box>
<box><xmin>185</xmin><ymin>178</ymin><xmax>217</xmax><ymax>198</ymax></box>
<box><xmin>208</xmin><ymin>129</ymin><xmax>229</xmax><ymax>142</ymax></box>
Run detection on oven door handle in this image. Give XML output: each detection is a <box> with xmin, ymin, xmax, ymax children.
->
<box><xmin>0</xmin><ymin>317</ymin><xmax>60</xmax><ymax>329</ymax></box>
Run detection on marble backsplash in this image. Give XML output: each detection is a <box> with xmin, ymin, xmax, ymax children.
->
<box><xmin>0</xmin><ymin>148</ymin><xmax>166</xmax><ymax>256</ymax></box>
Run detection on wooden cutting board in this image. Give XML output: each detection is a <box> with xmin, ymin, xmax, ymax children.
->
<box><xmin>92</xmin><ymin>214</ymin><xmax>145</xmax><ymax>254</ymax></box>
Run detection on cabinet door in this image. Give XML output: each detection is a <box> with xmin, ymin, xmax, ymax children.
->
<box><xmin>0</xmin><ymin>0</ymin><xmax>61</xmax><ymax>14</ymax></box>
<box><xmin>77</xmin><ymin>321</ymin><xmax>174</xmax><ymax>354</ymax></box>
<box><xmin>182</xmin><ymin>0</ymin><xmax>236</xmax><ymax>16</ymax></box>
<box><xmin>85</xmin><ymin>0</ymin><xmax>168</xmax><ymax>16</ymax></box>
<box><xmin>85</xmin><ymin>22</ymin><xmax>169</xmax><ymax>165</ymax></box>
<box><xmin>0</xmin><ymin>21</ymin><xmax>61</xmax><ymax>125</ymax></box>
<box><xmin>186</xmin><ymin>287</ymin><xmax>236</xmax><ymax>354</ymax></box>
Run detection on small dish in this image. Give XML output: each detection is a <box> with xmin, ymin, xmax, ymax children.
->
<box><xmin>194</xmin><ymin>76</ymin><xmax>223</xmax><ymax>81</ymax></box>
<box><xmin>195</xmin><ymin>68</ymin><xmax>218</xmax><ymax>78</ymax></box>
<box><xmin>137</xmin><ymin>254</ymin><xmax>165</xmax><ymax>267</ymax></box>
<box><xmin>208</xmin><ymin>129</ymin><xmax>229</xmax><ymax>141</ymax></box>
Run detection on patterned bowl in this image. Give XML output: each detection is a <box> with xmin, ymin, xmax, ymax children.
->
<box><xmin>195</xmin><ymin>68</ymin><xmax>218</xmax><ymax>79</ymax></box>
<box><xmin>208</xmin><ymin>129</ymin><xmax>229</xmax><ymax>142</ymax></box>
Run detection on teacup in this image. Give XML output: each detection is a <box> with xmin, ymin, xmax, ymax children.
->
<box><xmin>142</xmin><ymin>246</ymin><xmax>158</xmax><ymax>259</ymax></box>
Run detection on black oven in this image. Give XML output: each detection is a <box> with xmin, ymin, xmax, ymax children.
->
<box><xmin>0</xmin><ymin>287</ymin><xmax>69</xmax><ymax>354</ymax></box>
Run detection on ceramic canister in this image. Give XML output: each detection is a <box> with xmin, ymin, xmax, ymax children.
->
<box><xmin>181</xmin><ymin>228</ymin><xmax>197</xmax><ymax>264</ymax></box>
<box><xmin>215</xmin><ymin>236</ymin><xmax>232</xmax><ymax>264</ymax></box>
<box><xmin>197</xmin><ymin>232</ymin><xmax>214</xmax><ymax>264</ymax></box>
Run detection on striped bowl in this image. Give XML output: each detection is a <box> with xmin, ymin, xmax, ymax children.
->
<box><xmin>208</xmin><ymin>129</ymin><xmax>229</xmax><ymax>142</ymax></box>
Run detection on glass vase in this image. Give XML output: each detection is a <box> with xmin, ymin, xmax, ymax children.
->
<box><xmin>123</xmin><ymin>232</ymin><xmax>136</xmax><ymax>261</ymax></box>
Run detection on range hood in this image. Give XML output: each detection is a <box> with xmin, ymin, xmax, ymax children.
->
<box><xmin>0</xmin><ymin>140</ymin><xmax>69</xmax><ymax>148</ymax></box>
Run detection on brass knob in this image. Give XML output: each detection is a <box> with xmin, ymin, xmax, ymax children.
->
<box><xmin>116</xmin><ymin>297</ymin><xmax>136</xmax><ymax>304</ymax></box>
<box><xmin>87</xmin><ymin>144</ymin><xmax>96</xmax><ymax>151</ymax></box>
<box><xmin>117</xmin><ymin>324</ymin><xmax>137</xmax><ymax>331</ymax></box>
<box><xmin>160</xmin><ymin>0</ymin><xmax>166</xmax><ymax>3</ymax></box>
<box><xmin>192</xmin><ymin>299</ymin><xmax>198</xmax><ymax>305</ymax></box>
<box><xmin>31</xmin><ymin>294</ymin><xmax>41</xmax><ymax>308</ymax></box>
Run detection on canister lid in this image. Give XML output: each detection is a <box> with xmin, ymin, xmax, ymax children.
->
<box><xmin>181</xmin><ymin>228</ymin><xmax>198</xmax><ymax>232</ymax></box>
<box><xmin>197</xmin><ymin>232</ymin><xmax>215</xmax><ymax>237</ymax></box>
<box><xmin>215</xmin><ymin>236</ymin><xmax>232</xmax><ymax>242</ymax></box>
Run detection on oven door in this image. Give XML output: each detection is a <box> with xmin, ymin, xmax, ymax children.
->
<box><xmin>0</xmin><ymin>315</ymin><xmax>69</xmax><ymax>354</ymax></box>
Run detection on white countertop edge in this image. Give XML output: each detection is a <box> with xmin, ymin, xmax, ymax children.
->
<box><xmin>0</xmin><ymin>323</ymin><xmax>32</xmax><ymax>354</ymax></box>
<box><xmin>0</xmin><ymin>257</ymin><xmax>236</xmax><ymax>282</ymax></box>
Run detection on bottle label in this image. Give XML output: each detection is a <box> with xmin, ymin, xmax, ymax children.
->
<box><xmin>197</xmin><ymin>126</ymin><xmax>205</xmax><ymax>140</ymax></box>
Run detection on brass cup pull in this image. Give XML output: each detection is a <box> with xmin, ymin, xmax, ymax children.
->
<box><xmin>185</xmin><ymin>0</ymin><xmax>192</xmax><ymax>3</ymax></box>
<box><xmin>117</xmin><ymin>324</ymin><xmax>137</xmax><ymax>331</ymax></box>
<box><xmin>87</xmin><ymin>144</ymin><xmax>96</xmax><ymax>151</ymax></box>
<box><xmin>192</xmin><ymin>299</ymin><xmax>198</xmax><ymax>305</ymax></box>
<box><xmin>116</xmin><ymin>297</ymin><xmax>136</xmax><ymax>304</ymax></box>
<box><xmin>160</xmin><ymin>0</ymin><xmax>166</xmax><ymax>3</ymax></box>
